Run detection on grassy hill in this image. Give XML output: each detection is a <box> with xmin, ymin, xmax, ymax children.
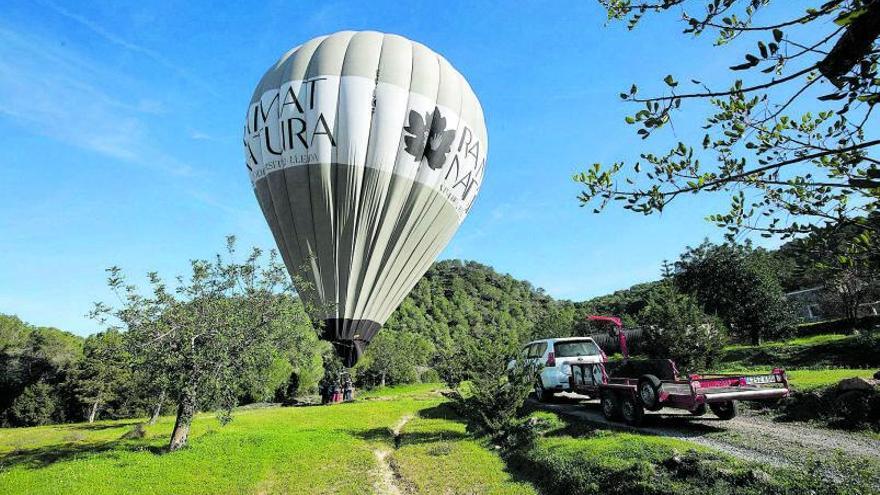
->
<box><xmin>715</xmin><ymin>332</ymin><xmax>880</xmax><ymax>390</ymax></box>
<box><xmin>0</xmin><ymin>384</ymin><xmax>533</xmax><ymax>495</ymax></box>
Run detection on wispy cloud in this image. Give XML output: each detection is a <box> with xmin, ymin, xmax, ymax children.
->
<box><xmin>37</xmin><ymin>0</ymin><xmax>218</xmax><ymax>97</ymax></box>
<box><xmin>188</xmin><ymin>129</ymin><xmax>215</xmax><ymax>141</ymax></box>
<box><xmin>0</xmin><ymin>24</ymin><xmax>193</xmax><ymax>176</ymax></box>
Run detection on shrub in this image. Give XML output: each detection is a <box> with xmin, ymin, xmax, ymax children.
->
<box><xmin>7</xmin><ymin>381</ymin><xmax>57</xmax><ymax>426</ymax></box>
<box><xmin>638</xmin><ymin>283</ymin><xmax>727</xmax><ymax>371</ymax></box>
<box><xmin>418</xmin><ymin>368</ymin><xmax>440</xmax><ymax>383</ymax></box>
<box><xmin>780</xmin><ymin>385</ymin><xmax>880</xmax><ymax>431</ymax></box>
<box><xmin>443</xmin><ymin>333</ymin><xmax>538</xmax><ymax>448</ymax></box>
<box><xmin>121</xmin><ymin>423</ymin><xmax>147</xmax><ymax>439</ymax></box>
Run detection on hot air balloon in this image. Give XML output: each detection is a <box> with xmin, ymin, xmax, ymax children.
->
<box><xmin>244</xmin><ymin>31</ymin><xmax>487</xmax><ymax>367</ymax></box>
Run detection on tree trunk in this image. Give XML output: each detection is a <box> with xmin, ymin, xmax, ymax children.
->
<box><xmin>148</xmin><ymin>390</ymin><xmax>165</xmax><ymax>425</ymax></box>
<box><xmin>380</xmin><ymin>372</ymin><xmax>386</xmax><ymax>388</ymax></box>
<box><xmin>168</xmin><ymin>388</ymin><xmax>196</xmax><ymax>451</ymax></box>
<box><xmin>88</xmin><ymin>401</ymin><xmax>100</xmax><ymax>424</ymax></box>
<box><xmin>750</xmin><ymin>329</ymin><xmax>762</xmax><ymax>346</ymax></box>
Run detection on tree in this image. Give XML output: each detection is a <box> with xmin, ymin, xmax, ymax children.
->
<box><xmin>638</xmin><ymin>282</ymin><xmax>727</xmax><ymax>370</ymax></box>
<box><xmin>91</xmin><ymin>237</ymin><xmax>307</xmax><ymax>451</ymax></box>
<box><xmin>0</xmin><ymin>316</ymin><xmax>82</xmax><ymax>425</ymax></box>
<box><xmin>575</xmin><ymin>280</ymin><xmax>665</xmax><ymax>330</ymax></box>
<box><xmin>822</xmin><ymin>263</ymin><xmax>879</xmax><ymax>322</ymax></box>
<box><xmin>8</xmin><ymin>381</ymin><xmax>58</xmax><ymax>426</ymax></box>
<box><xmin>576</xmin><ymin>1</ymin><xmax>880</xmax><ymax>245</ymax></box>
<box><xmin>675</xmin><ymin>241</ymin><xmax>794</xmax><ymax>343</ymax></box>
<box><xmin>356</xmin><ymin>329</ymin><xmax>435</xmax><ymax>388</ymax></box>
<box><xmin>237</xmin><ymin>298</ymin><xmax>324</xmax><ymax>403</ymax></box>
<box><xmin>71</xmin><ymin>329</ymin><xmax>132</xmax><ymax>423</ymax></box>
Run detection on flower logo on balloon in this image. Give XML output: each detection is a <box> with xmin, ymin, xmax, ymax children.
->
<box><xmin>403</xmin><ymin>107</ymin><xmax>456</xmax><ymax>170</ymax></box>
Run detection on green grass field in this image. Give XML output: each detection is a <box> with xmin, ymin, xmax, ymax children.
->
<box><xmin>0</xmin><ymin>384</ymin><xmax>535</xmax><ymax>495</ymax></box>
<box><xmin>2</xmin><ymin>382</ymin><xmax>877</xmax><ymax>494</ymax></box>
<box><xmin>723</xmin><ymin>333</ymin><xmax>850</xmax><ymax>351</ymax></box>
<box><xmin>718</xmin><ymin>332</ymin><xmax>879</xmax><ymax>372</ymax></box>
<box><xmin>715</xmin><ymin>332</ymin><xmax>879</xmax><ymax>390</ymax></box>
<box><xmin>710</xmin><ymin>367</ymin><xmax>878</xmax><ymax>390</ymax></box>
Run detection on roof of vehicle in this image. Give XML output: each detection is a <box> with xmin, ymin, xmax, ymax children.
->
<box><xmin>524</xmin><ymin>337</ymin><xmax>596</xmax><ymax>346</ymax></box>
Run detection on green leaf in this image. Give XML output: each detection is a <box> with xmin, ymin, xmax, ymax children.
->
<box><xmin>663</xmin><ymin>75</ymin><xmax>678</xmax><ymax>87</ymax></box>
<box><xmin>773</xmin><ymin>29</ymin><xmax>783</xmax><ymax>42</ymax></box>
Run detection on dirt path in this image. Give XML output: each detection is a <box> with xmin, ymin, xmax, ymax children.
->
<box><xmin>535</xmin><ymin>396</ymin><xmax>880</xmax><ymax>468</ymax></box>
<box><xmin>372</xmin><ymin>415</ymin><xmax>412</xmax><ymax>495</ymax></box>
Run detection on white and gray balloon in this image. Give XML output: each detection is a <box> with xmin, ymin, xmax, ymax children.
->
<box><xmin>244</xmin><ymin>31</ymin><xmax>487</xmax><ymax>366</ymax></box>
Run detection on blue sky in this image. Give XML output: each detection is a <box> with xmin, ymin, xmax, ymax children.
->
<box><xmin>1</xmin><ymin>1</ymin><xmax>801</xmax><ymax>335</ymax></box>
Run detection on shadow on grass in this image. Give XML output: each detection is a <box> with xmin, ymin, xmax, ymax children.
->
<box><xmin>352</xmin><ymin>426</ymin><xmax>469</xmax><ymax>446</ymax></box>
<box><xmin>69</xmin><ymin>421</ymin><xmax>141</xmax><ymax>431</ymax></box>
<box><xmin>0</xmin><ymin>440</ymin><xmax>167</xmax><ymax>471</ymax></box>
<box><xmin>416</xmin><ymin>402</ymin><xmax>459</xmax><ymax>420</ymax></box>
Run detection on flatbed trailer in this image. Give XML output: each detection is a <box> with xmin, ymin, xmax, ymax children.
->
<box><xmin>568</xmin><ymin>358</ymin><xmax>790</xmax><ymax>425</ymax></box>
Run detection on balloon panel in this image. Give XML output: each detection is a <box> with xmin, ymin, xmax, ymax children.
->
<box><xmin>244</xmin><ymin>31</ymin><xmax>487</xmax><ymax>366</ymax></box>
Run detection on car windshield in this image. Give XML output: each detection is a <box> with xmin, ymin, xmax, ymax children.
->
<box><xmin>554</xmin><ymin>340</ymin><xmax>599</xmax><ymax>358</ymax></box>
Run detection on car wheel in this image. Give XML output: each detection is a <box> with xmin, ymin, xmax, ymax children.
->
<box><xmin>637</xmin><ymin>374</ymin><xmax>662</xmax><ymax>411</ymax></box>
<box><xmin>620</xmin><ymin>394</ymin><xmax>645</xmax><ymax>426</ymax></box>
<box><xmin>709</xmin><ymin>401</ymin><xmax>738</xmax><ymax>420</ymax></box>
<box><xmin>534</xmin><ymin>380</ymin><xmax>554</xmax><ymax>403</ymax></box>
<box><xmin>600</xmin><ymin>390</ymin><xmax>620</xmax><ymax>421</ymax></box>
<box><xmin>689</xmin><ymin>404</ymin><xmax>707</xmax><ymax>416</ymax></box>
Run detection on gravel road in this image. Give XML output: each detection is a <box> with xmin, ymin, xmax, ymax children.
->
<box><xmin>532</xmin><ymin>394</ymin><xmax>880</xmax><ymax>468</ymax></box>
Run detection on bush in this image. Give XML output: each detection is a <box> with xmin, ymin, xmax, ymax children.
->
<box><xmin>638</xmin><ymin>283</ymin><xmax>727</xmax><ymax>371</ymax></box>
<box><xmin>780</xmin><ymin>384</ymin><xmax>880</xmax><ymax>431</ymax></box>
<box><xmin>443</xmin><ymin>333</ymin><xmax>538</xmax><ymax>448</ymax></box>
<box><xmin>7</xmin><ymin>381</ymin><xmax>58</xmax><ymax>426</ymax></box>
<box><xmin>418</xmin><ymin>368</ymin><xmax>440</xmax><ymax>383</ymax></box>
<box><xmin>121</xmin><ymin>423</ymin><xmax>147</xmax><ymax>439</ymax></box>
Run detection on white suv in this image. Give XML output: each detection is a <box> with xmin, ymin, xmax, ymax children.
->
<box><xmin>516</xmin><ymin>337</ymin><xmax>604</xmax><ymax>402</ymax></box>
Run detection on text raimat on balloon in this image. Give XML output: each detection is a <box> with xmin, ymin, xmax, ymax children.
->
<box><xmin>244</xmin><ymin>31</ymin><xmax>488</xmax><ymax>367</ymax></box>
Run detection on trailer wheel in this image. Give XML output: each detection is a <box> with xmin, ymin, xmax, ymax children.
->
<box><xmin>534</xmin><ymin>380</ymin><xmax>554</xmax><ymax>403</ymax></box>
<box><xmin>637</xmin><ymin>375</ymin><xmax>662</xmax><ymax>411</ymax></box>
<box><xmin>689</xmin><ymin>404</ymin><xmax>707</xmax><ymax>416</ymax></box>
<box><xmin>709</xmin><ymin>401</ymin><xmax>738</xmax><ymax>420</ymax></box>
<box><xmin>600</xmin><ymin>391</ymin><xmax>620</xmax><ymax>421</ymax></box>
<box><xmin>620</xmin><ymin>394</ymin><xmax>645</xmax><ymax>426</ymax></box>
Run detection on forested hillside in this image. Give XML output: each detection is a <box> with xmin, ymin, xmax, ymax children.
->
<box><xmin>384</xmin><ymin>260</ymin><xmax>576</xmax><ymax>351</ymax></box>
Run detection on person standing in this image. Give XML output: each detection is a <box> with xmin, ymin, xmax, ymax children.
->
<box><xmin>343</xmin><ymin>375</ymin><xmax>354</xmax><ymax>401</ymax></box>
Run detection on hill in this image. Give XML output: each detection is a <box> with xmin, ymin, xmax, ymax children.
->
<box><xmin>383</xmin><ymin>260</ymin><xmax>578</xmax><ymax>352</ymax></box>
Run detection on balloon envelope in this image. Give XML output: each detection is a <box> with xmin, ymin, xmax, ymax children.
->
<box><xmin>244</xmin><ymin>31</ymin><xmax>487</xmax><ymax>366</ymax></box>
